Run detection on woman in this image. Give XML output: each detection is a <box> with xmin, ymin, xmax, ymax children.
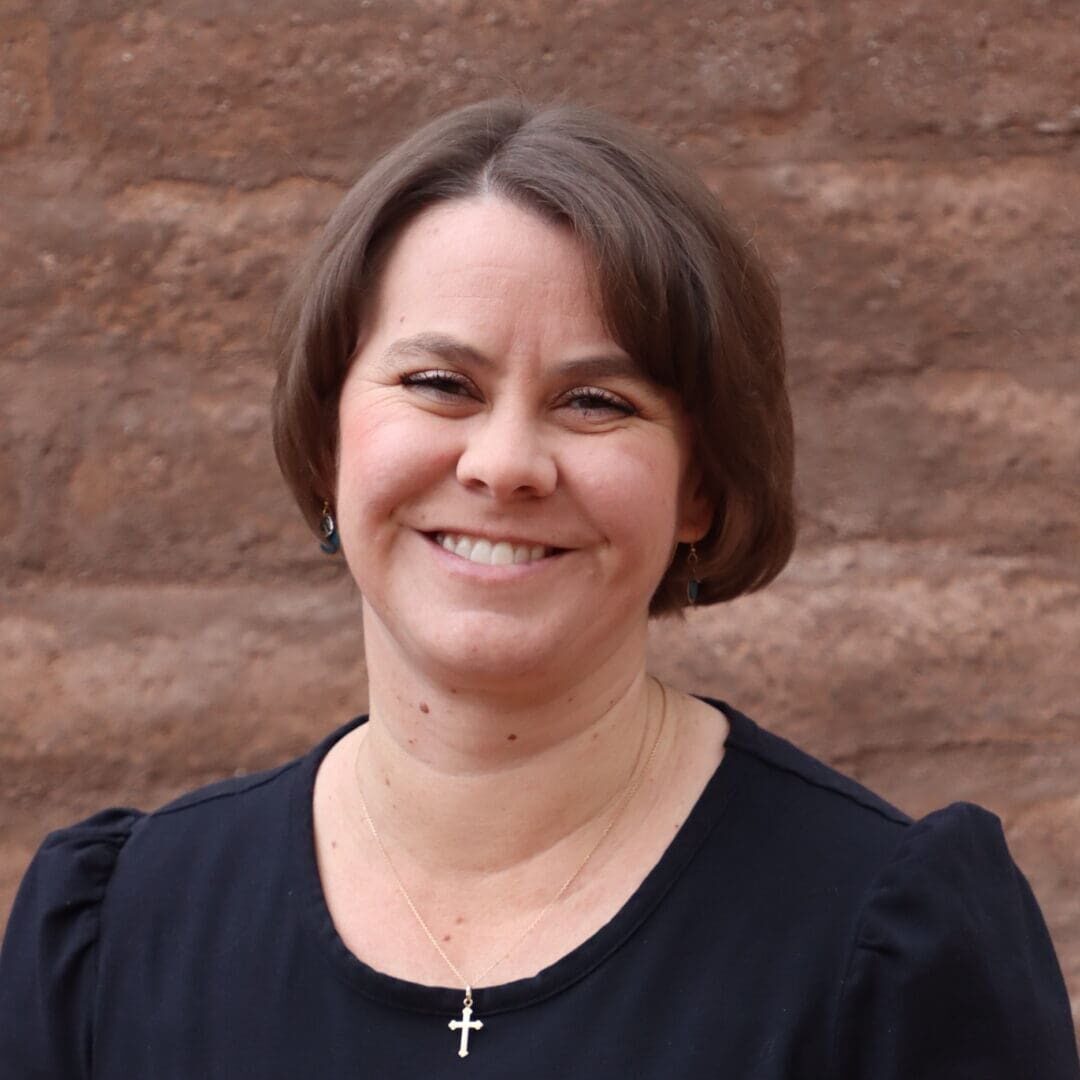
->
<box><xmin>2</xmin><ymin>99</ymin><xmax>1076</xmax><ymax>1077</ymax></box>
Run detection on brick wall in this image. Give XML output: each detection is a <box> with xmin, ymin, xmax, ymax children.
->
<box><xmin>2</xmin><ymin>0</ymin><xmax>1078</xmax><ymax>1035</ymax></box>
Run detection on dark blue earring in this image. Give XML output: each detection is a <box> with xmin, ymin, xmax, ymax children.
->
<box><xmin>686</xmin><ymin>543</ymin><xmax>701</xmax><ymax>604</ymax></box>
<box><xmin>319</xmin><ymin>502</ymin><xmax>340</xmax><ymax>555</ymax></box>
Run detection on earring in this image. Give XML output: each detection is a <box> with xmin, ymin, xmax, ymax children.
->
<box><xmin>319</xmin><ymin>501</ymin><xmax>340</xmax><ymax>555</ymax></box>
<box><xmin>686</xmin><ymin>543</ymin><xmax>701</xmax><ymax>604</ymax></box>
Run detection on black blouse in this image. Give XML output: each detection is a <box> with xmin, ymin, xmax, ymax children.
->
<box><xmin>2</xmin><ymin>701</ymin><xmax>1077</xmax><ymax>1078</ymax></box>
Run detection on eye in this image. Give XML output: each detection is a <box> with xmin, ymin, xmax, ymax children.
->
<box><xmin>400</xmin><ymin>369</ymin><xmax>477</xmax><ymax>401</ymax></box>
<box><xmin>561</xmin><ymin>387</ymin><xmax>637</xmax><ymax>418</ymax></box>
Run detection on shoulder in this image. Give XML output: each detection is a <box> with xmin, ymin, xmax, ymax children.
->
<box><xmin>710</xmin><ymin>702</ymin><xmax>1078</xmax><ymax>1075</ymax></box>
<box><xmin>714</xmin><ymin>700</ymin><xmax>1045</xmax><ymax>913</ymax></box>
<box><xmin>0</xmin><ymin>724</ymin><xmax>350</xmax><ymax>1074</ymax></box>
<box><xmin>831</xmin><ymin>801</ymin><xmax>1079</xmax><ymax>1076</ymax></box>
<box><xmin>1</xmin><ymin>806</ymin><xmax>144</xmax><ymax>951</ymax></box>
<box><xmin>0</xmin><ymin>756</ymin><xmax>302</xmax><ymax>956</ymax></box>
<box><xmin>712</xmin><ymin>699</ymin><xmax>912</xmax><ymax>880</ymax></box>
<box><xmin>0</xmin><ymin>808</ymin><xmax>143</xmax><ymax>1075</ymax></box>
<box><xmin>142</xmin><ymin>754</ymin><xmax>302</xmax><ymax>828</ymax></box>
<box><xmin>716</xmin><ymin>699</ymin><xmax>910</xmax><ymax>825</ymax></box>
<box><xmin>105</xmin><ymin>747</ymin><xmax>321</xmax><ymax>908</ymax></box>
<box><xmin>2</xmin><ymin>808</ymin><xmax>144</xmax><ymax>935</ymax></box>
<box><xmin>111</xmin><ymin>716</ymin><xmax>364</xmax><ymax>878</ymax></box>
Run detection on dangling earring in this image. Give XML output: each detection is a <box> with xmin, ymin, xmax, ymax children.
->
<box><xmin>319</xmin><ymin>501</ymin><xmax>340</xmax><ymax>555</ymax></box>
<box><xmin>686</xmin><ymin>543</ymin><xmax>701</xmax><ymax>604</ymax></box>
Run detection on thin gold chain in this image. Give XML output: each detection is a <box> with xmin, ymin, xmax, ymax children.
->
<box><xmin>352</xmin><ymin>679</ymin><xmax>669</xmax><ymax>998</ymax></box>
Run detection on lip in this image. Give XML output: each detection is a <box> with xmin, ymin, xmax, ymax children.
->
<box><xmin>418</xmin><ymin>530</ymin><xmax>570</xmax><ymax>576</ymax></box>
<box><xmin>423</xmin><ymin>527</ymin><xmax>571</xmax><ymax>552</ymax></box>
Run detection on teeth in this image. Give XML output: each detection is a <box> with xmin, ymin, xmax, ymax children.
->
<box><xmin>436</xmin><ymin>533</ymin><xmax>552</xmax><ymax>566</ymax></box>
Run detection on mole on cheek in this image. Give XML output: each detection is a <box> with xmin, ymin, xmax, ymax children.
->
<box><xmin>419</xmin><ymin>702</ymin><xmax>430</xmax><ymax>714</ymax></box>
<box><xmin>507</xmin><ymin>733</ymin><xmax>517</xmax><ymax>741</ymax></box>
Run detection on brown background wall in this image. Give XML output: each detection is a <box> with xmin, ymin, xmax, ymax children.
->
<box><xmin>2</xmin><ymin>0</ymin><xmax>1078</xmax><ymax>1038</ymax></box>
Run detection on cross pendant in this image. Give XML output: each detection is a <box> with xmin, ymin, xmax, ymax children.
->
<box><xmin>448</xmin><ymin>999</ymin><xmax>484</xmax><ymax>1058</ymax></box>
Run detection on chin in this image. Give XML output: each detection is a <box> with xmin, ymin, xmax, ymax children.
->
<box><xmin>363</xmin><ymin>582</ymin><xmax>651</xmax><ymax>690</ymax></box>
<box><xmin>428</xmin><ymin>651</ymin><xmax>553</xmax><ymax>691</ymax></box>
<box><xmin>393</xmin><ymin>609</ymin><xmax>613</xmax><ymax>691</ymax></box>
<box><xmin>417</xmin><ymin>616</ymin><xmax>570</xmax><ymax>683</ymax></box>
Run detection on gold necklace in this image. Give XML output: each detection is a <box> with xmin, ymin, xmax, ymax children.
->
<box><xmin>352</xmin><ymin>680</ymin><xmax>669</xmax><ymax>1059</ymax></box>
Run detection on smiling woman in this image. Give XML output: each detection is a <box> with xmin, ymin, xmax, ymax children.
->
<box><xmin>2</xmin><ymin>100</ymin><xmax>1077</xmax><ymax>1079</ymax></box>
<box><xmin>272</xmin><ymin>98</ymin><xmax>795</xmax><ymax>615</ymax></box>
<box><xmin>333</xmin><ymin>195</ymin><xmax>711</xmax><ymax>689</ymax></box>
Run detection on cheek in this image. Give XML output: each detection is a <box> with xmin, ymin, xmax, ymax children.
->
<box><xmin>336</xmin><ymin>402</ymin><xmax>451</xmax><ymax>524</ymax></box>
<box><xmin>576</xmin><ymin>438</ymin><xmax>683</xmax><ymax>551</ymax></box>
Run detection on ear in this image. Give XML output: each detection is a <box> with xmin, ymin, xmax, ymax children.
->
<box><xmin>676</xmin><ymin>466</ymin><xmax>714</xmax><ymax>544</ymax></box>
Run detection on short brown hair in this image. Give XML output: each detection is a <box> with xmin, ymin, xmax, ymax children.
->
<box><xmin>272</xmin><ymin>98</ymin><xmax>795</xmax><ymax>614</ymax></box>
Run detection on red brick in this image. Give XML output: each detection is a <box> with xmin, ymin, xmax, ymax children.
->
<box><xmin>0</xmin><ymin>444</ymin><xmax>20</xmax><ymax>539</ymax></box>
<box><xmin>795</xmin><ymin>369</ymin><xmax>1080</xmax><ymax>559</ymax></box>
<box><xmin>0</xmin><ymin>351</ymin><xmax>330</xmax><ymax>582</ymax></box>
<box><xmin>58</xmin><ymin>3</ymin><xmax>821</xmax><ymax>187</ymax></box>
<box><xmin>0</xmin><ymin>176</ymin><xmax>340</xmax><ymax>362</ymax></box>
<box><xmin>698</xmin><ymin>159</ymin><xmax>1080</xmax><ymax>563</ymax></box>
<box><xmin>0</xmin><ymin>580</ymin><xmax>366</xmax><ymax>914</ymax></box>
<box><xmin>708</xmin><ymin>159</ymin><xmax>1080</xmax><ymax>381</ymax></box>
<box><xmin>0</xmin><ymin>582</ymin><xmax>364</xmax><ymax>761</ymax></box>
<box><xmin>650</xmin><ymin>557</ymin><xmax>1080</xmax><ymax>761</ymax></box>
<box><xmin>832</xmin><ymin>0</ymin><xmax>1080</xmax><ymax>149</ymax></box>
<box><xmin>0</xmin><ymin>19</ymin><xmax>50</xmax><ymax>149</ymax></box>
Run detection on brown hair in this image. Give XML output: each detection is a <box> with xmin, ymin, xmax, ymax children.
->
<box><xmin>272</xmin><ymin>98</ymin><xmax>795</xmax><ymax>614</ymax></box>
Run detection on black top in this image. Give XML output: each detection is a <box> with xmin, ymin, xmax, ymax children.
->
<box><xmin>2</xmin><ymin>701</ymin><xmax>1077</xmax><ymax>1078</ymax></box>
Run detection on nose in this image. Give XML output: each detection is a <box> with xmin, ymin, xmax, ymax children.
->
<box><xmin>455</xmin><ymin>405</ymin><xmax>557</xmax><ymax>500</ymax></box>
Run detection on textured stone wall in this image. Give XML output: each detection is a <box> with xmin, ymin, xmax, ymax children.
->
<box><xmin>2</xmin><ymin>0</ymin><xmax>1078</xmax><ymax>1036</ymax></box>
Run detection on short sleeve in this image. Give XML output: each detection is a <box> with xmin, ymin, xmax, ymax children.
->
<box><xmin>832</xmin><ymin>802</ymin><xmax>1080</xmax><ymax>1080</ymax></box>
<box><xmin>0</xmin><ymin>808</ymin><xmax>140</xmax><ymax>1079</ymax></box>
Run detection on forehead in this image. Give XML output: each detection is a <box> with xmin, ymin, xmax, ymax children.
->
<box><xmin>369</xmin><ymin>196</ymin><xmax>610</xmax><ymax>339</ymax></box>
<box><xmin>384</xmin><ymin>195</ymin><xmax>588</xmax><ymax>276</ymax></box>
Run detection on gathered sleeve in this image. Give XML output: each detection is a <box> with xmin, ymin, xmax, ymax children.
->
<box><xmin>0</xmin><ymin>808</ymin><xmax>140</xmax><ymax>1078</ymax></box>
<box><xmin>832</xmin><ymin>802</ymin><xmax>1079</xmax><ymax>1079</ymax></box>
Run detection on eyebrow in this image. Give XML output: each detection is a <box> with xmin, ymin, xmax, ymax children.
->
<box><xmin>381</xmin><ymin>332</ymin><xmax>642</xmax><ymax>382</ymax></box>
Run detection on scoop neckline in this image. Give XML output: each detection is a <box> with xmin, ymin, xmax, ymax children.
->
<box><xmin>292</xmin><ymin>698</ymin><xmax>750</xmax><ymax>1017</ymax></box>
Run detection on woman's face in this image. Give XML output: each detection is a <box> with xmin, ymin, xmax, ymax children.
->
<box><xmin>336</xmin><ymin>196</ymin><xmax>711</xmax><ymax>689</ymax></box>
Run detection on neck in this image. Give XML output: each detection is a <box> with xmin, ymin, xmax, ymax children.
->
<box><xmin>352</xmin><ymin>615</ymin><xmax>664</xmax><ymax>882</ymax></box>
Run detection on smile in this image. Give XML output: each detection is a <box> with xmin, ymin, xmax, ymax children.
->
<box><xmin>432</xmin><ymin>532</ymin><xmax>556</xmax><ymax>566</ymax></box>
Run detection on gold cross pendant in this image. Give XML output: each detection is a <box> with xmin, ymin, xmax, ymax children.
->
<box><xmin>448</xmin><ymin>996</ymin><xmax>484</xmax><ymax>1058</ymax></box>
